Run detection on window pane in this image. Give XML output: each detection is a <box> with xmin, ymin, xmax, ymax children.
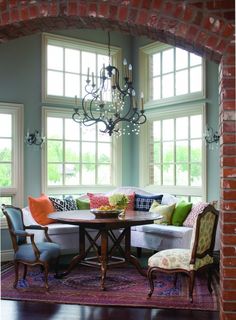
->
<box><xmin>191</xmin><ymin>196</ymin><xmax>202</xmax><ymax>204</ymax></box>
<box><xmin>0</xmin><ymin>163</ymin><xmax>11</xmax><ymax>186</ymax></box>
<box><xmin>65</xmin><ymin>119</ymin><xmax>80</xmax><ymax>140</ymax></box>
<box><xmin>163</xmin><ymin>119</ymin><xmax>174</xmax><ymax>141</ymax></box>
<box><xmin>65</xmin><ymin>73</ymin><xmax>80</xmax><ymax>97</ymax></box>
<box><xmin>176</xmin><ymin>70</ymin><xmax>188</xmax><ymax>95</ymax></box>
<box><xmin>191</xmin><ymin>139</ymin><xmax>202</xmax><ymax>161</ymax></box>
<box><xmin>0</xmin><ymin>139</ymin><xmax>11</xmax><ymax>161</ymax></box>
<box><xmin>65</xmin><ymin>142</ymin><xmax>80</xmax><ymax>162</ymax></box>
<box><xmin>65</xmin><ymin>164</ymin><xmax>80</xmax><ymax>185</ymax></box>
<box><xmin>47</xmin><ymin>118</ymin><xmax>63</xmax><ymax>139</ymax></box>
<box><xmin>190</xmin><ymin>115</ymin><xmax>202</xmax><ymax>138</ymax></box>
<box><xmin>82</xmin><ymin>142</ymin><xmax>95</xmax><ymax>163</ymax></box>
<box><xmin>176</xmin><ymin>117</ymin><xmax>188</xmax><ymax>140</ymax></box>
<box><xmin>0</xmin><ymin>196</ymin><xmax>12</xmax><ymax>205</ymax></box>
<box><xmin>176</xmin><ymin>163</ymin><xmax>188</xmax><ymax>185</ymax></box>
<box><xmin>162</xmin><ymin>73</ymin><xmax>174</xmax><ymax>98</ymax></box>
<box><xmin>163</xmin><ymin>142</ymin><xmax>174</xmax><ymax>162</ymax></box>
<box><xmin>153</xmin><ymin>121</ymin><xmax>161</xmax><ymax>141</ymax></box>
<box><xmin>48</xmin><ymin>45</ymin><xmax>63</xmax><ymax>70</ymax></box>
<box><xmin>65</xmin><ymin>48</ymin><xmax>80</xmax><ymax>73</ymax></box>
<box><xmin>82</xmin><ymin>164</ymin><xmax>95</xmax><ymax>185</ymax></box>
<box><xmin>154</xmin><ymin>164</ymin><xmax>161</xmax><ymax>185</ymax></box>
<box><xmin>163</xmin><ymin>164</ymin><xmax>174</xmax><ymax>185</ymax></box>
<box><xmin>0</xmin><ymin>114</ymin><xmax>11</xmax><ymax>137</ymax></box>
<box><xmin>153</xmin><ymin>77</ymin><xmax>161</xmax><ymax>100</ymax></box>
<box><xmin>176</xmin><ymin>141</ymin><xmax>188</xmax><ymax>162</ymax></box>
<box><xmin>190</xmin><ymin>53</ymin><xmax>202</xmax><ymax>66</ymax></box>
<box><xmin>98</xmin><ymin>143</ymin><xmax>111</xmax><ymax>163</ymax></box>
<box><xmin>190</xmin><ymin>164</ymin><xmax>201</xmax><ymax>186</ymax></box>
<box><xmin>190</xmin><ymin>66</ymin><xmax>202</xmax><ymax>92</ymax></box>
<box><xmin>154</xmin><ymin>142</ymin><xmax>160</xmax><ymax>163</ymax></box>
<box><xmin>48</xmin><ymin>164</ymin><xmax>62</xmax><ymax>185</ymax></box>
<box><xmin>176</xmin><ymin>48</ymin><xmax>188</xmax><ymax>70</ymax></box>
<box><xmin>82</xmin><ymin>126</ymin><xmax>96</xmax><ymax>141</ymax></box>
<box><xmin>97</xmin><ymin>164</ymin><xmax>111</xmax><ymax>184</ymax></box>
<box><xmin>82</xmin><ymin>51</ymin><xmax>96</xmax><ymax>75</ymax></box>
<box><xmin>47</xmin><ymin>141</ymin><xmax>63</xmax><ymax>162</ymax></box>
<box><xmin>162</xmin><ymin>48</ymin><xmax>174</xmax><ymax>73</ymax></box>
<box><xmin>153</xmin><ymin>53</ymin><xmax>161</xmax><ymax>76</ymax></box>
<box><xmin>47</xmin><ymin>71</ymin><xmax>63</xmax><ymax>96</ymax></box>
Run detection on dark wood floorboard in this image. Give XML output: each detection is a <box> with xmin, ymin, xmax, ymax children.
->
<box><xmin>0</xmin><ymin>300</ymin><xmax>219</xmax><ymax>320</ymax></box>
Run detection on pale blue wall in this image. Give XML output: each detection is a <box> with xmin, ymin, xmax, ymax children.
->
<box><xmin>0</xmin><ymin>29</ymin><xmax>219</xmax><ymax>252</ymax></box>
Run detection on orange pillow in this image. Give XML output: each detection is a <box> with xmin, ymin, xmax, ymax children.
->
<box><xmin>28</xmin><ymin>194</ymin><xmax>55</xmax><ymax>225</ymax></box>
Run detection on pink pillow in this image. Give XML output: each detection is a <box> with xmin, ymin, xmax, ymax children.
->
<box><xmin>183</xmin><ymin>202</ymin><xmax>208</xmax><ymax>227</ymax></box>
<box><xmin>87</xmin><ymin>193</ymin><xmax>135</xmax><ymax>210</ymax></box>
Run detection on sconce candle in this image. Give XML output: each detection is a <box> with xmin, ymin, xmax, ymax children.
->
<box><xmin>25</xmin><ymin>130</ymin><xmax>45</xmax><ymax>146</ymax></box>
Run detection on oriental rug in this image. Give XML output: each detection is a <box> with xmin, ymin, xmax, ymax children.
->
<box><xmin>1</xmin><ymin>263</ymin><xmax>219</xmax><ymax>311</ymax></box>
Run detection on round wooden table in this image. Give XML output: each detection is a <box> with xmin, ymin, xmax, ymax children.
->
<box><xmin>49</xmin><ymin>210</ymin><xmax>161</xmax><ymax>290</ymax></box>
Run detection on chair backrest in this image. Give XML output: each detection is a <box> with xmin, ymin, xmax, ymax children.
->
<box><xmin>190</xmin><ymin>204</ymin><xmax>219</xmax><ymax>264</ymax></box>
<box><xmin>1</xmin><ymin>205</ymin><xmax>26</xmax><ymax>249</ymax></box>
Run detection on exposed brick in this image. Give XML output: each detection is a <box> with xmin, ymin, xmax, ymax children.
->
<box><xmin>222</xmin><ymin>180</ymin><xmax>236</xmax><ymax>189</ymax></box>
<box><xmin>223</xmin><ymin>191</ymin><xmax>236</xmax><ymax>201</ymax></box>
<box><xmin>221</xmin><ymin>155</ymin><xmax>236</xmax><ymax>166</ymax></box>
<box><xmin>222</xmin><ymin>279</ymin><xmax>236</xmax><ymax>290</ymax></box>
<box><xmin>222</xmin><ymin>201</ymin><xmax>236</xmax><ymax>210</ymax></box>
<box><xmin>223</xmin><ymin>267</ymin><xmax>236</xmax><ymax>277</ymax></box>
<box><xmin>222</xmin><ymin>145</ymin><xmax>236</xmax><ymax>156</ymax></box>
<box><xmin>119</xmin><ymin>6</ymin><xmax>128</xmax><ymax>21</ymax></box>
<box><xmin>221</xmin><ymin>212</ymin><xmax>236</xmax><ymax>224</ymax></box>
<box><xmin>222</xmin><ymin>121</ymin><xmax>236</xmax><ymax>133</ymax></box>
<box><xmin>222</xmin><ymin>301</ymin><xmax>236</xmax><ymax>312</ymax></box>
<box><xmin>222</xmin><ymin>291</ymin><xmax>236</xmax><ymax>300</ymax></box>
<box><xmin>222</xmin><ymin>246</ymin><xmax>236</xmax><ymax>256</ymax></box>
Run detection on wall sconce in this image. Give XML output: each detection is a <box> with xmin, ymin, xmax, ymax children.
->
<box><xmin>205</xmin><ymin>127</ymin><xmax>220</xmax><ymax>148</ymax></box>
<box><xmin>25</xmin><ymin>130</ymin><xmax>45</xmax><ymax>146</ymax></box>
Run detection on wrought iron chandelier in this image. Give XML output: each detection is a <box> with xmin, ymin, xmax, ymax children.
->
<box><xmin>72</xmin><ymin>32</ymin><xmax>146</xmax><ymax>136</ymax></box>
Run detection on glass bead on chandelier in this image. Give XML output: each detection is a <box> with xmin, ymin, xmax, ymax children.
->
<box><xmin>72</xmin><ymin>32</ymin><xmax>146</xmax><ymax>136</ymax></box>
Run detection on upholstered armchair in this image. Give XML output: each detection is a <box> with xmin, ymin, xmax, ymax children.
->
<box><xmin>2</xmin><ymin>205</ymin><xmax>61</xmax><ymax>290</ymax></box>
<box><xmin>147</xmin><ymin>204</ymin><xmax>219</xmax><ymax>302</ymax></box>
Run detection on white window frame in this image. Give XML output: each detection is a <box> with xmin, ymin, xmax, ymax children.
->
<box><xmin>0</xmin><ymin>103</ymin><xmax>24</xmax><ymax>228</ymax></box>
<box><xmin>42</xmin><ymin>32</ymin><xmax>122</xmax><ymax>106</ymax></box>
<box><xmin>139</xmin><ymin>42</ymin><xmax>206</xmax><ymax>109</ymax></box>
<box><xmin>139</xmin><ymin>103</ymin><xmax>207</xmax><ymax>200</ymax></box>
<box><xmin>42</xmin><ymin>107</ymin><xmax>122</xmax><ymax>196</ymax></box>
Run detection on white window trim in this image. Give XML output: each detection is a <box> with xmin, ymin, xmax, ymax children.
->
<box><xmin>41</xmin><ymin>106</ymin><xmax>122</xmax><ymax>196</ymax></box>
<box><xmin>0</xmin><ymin>102</ymin><xmax>24</xmax><ymax>229</ymax></box>
<box><xmin>139</xmin><ymin>103</ymin><xmax>207</xmax><ymax>200</ymax></box>
<box><xmin>139</xmin><ymin>42</ymin><xmax>206</xmax><ymax>109</ymax></box>
<box><xmin>41</xmin><ymin>32</ymin><xmax>122</xmax><ymax>106</ymax></box>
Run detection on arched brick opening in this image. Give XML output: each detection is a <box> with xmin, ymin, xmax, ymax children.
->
<box><xmin>0</xmin><ymin>1</ymin><xmax>235</xmax><ymax>319</ymax></box>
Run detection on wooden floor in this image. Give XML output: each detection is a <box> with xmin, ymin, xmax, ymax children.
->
<box><xmin>1</xmin><ymin>300</ymin><xmax>219</xmax><ymax>320</ymax></box>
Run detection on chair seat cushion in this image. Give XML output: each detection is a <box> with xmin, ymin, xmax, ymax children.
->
<box><xmin>148</xmin><ymin>248</ymin><xmax>213</xmax><ymax>271</ymax></box>
<box><xmin>132</xmin><ymin>224</ymin><xmax>192</xmax><ymax>238</ymax></box>
<box><xmin>15</xmin><ymin>242</ymin><xmax>60</xmax><ymax>262</ymax></box>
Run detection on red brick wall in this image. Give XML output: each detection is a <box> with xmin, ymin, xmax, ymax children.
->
<box><xmin>0</xmin><ymin>1</ymin><xmax>235</xmax><ymax>319</ymax></box>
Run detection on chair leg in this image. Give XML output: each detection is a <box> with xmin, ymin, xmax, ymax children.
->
<box><xmin>43</xmin><ymin>263</ymin><xmax>49</xmax><ymax>290</ymax></box>
<box><xmin>13</xmin><ymin>261</ymin><xmax>19</xmax><ymax>288</ymax></box>
<box><xmin>189</xmin><ymin>271</ymin><xmax>195</xmax><ymax>303</ymax></box>
<box><xmin>207</xmin><ymin>266</ymin><xmax>213</xmax><ymax>294</ymax></box>
<box><xmin>147</xmin><ymin>268</ymin><xmax>155</xmax><ymax>298</ymax></box>
<box><xmin>136</xmin><ymin>247</ymin><xmax>142</xmax><ymax>258</ymax></box>
<box><xmin>23</xmin><ymin>264</ymin><xmax>27</xmax><ymax>280</ymax></box>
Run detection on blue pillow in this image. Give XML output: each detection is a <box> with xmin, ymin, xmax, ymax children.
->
<box><xmin>135</xmin><ymin>194</ymin><xmax>163</xmax><ymax>211</ymax></box>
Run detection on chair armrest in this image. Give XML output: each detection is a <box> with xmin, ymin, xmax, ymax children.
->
<box><xmin>25</xmin><ymin>225</ymin><xmax>52</xmax><ymax>243</ymax></box>
<box><xmin>14</xmin><ymin>230</ymin><xmax>41</xmax><ymax>259</ymax></box>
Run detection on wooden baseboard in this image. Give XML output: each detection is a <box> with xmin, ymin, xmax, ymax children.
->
<box><xmin>1</xmin><ymin>249</ymin><xmax>14</xmax><ymax>262</ymax></box>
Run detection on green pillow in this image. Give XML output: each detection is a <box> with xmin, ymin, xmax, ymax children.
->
<box><xmin>76</xmin><ymin>198</ymin><xmax>90</xmax><ymax>210</ymax></box>
<box><xmin>171</xmin><ymin>201</ymin><xmax>192</xmax><ymax>226</ymax></box>
<box><xmin>149</xmin><ymin>200</ymin><xmax>176</xmax><ymax>225</ymax></box>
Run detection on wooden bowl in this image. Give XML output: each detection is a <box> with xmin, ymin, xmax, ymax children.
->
<box><xmin>90</xmin><ymin>209</ymin><xmax>122</xmax><ymax>219</ymax></box>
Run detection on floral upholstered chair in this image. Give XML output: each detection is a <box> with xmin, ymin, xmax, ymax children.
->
<box><xmin>2</xmin><ymin>205</ymin><xmax>61</xmax><ymax>290</ymax></box>
<box><xmin>147</xmin><ymin>204</ymin><xmax>219</xmax><ymax>302</ymax></box>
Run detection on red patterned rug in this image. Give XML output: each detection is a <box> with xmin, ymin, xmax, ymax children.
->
<box><xmin>1</xmin><ymin>263</ymin><xmax>219</xmax><ymax>311</ymax></box>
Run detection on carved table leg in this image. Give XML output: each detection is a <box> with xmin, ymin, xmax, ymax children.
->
<box><xmin>124</xmin><ymin>227</ymin><xmax>147</xmax><ymax>277</ymax></box>
<box><xmin>100</xmin><ymin>229</ymin><xmax>108</xmax><ymax>290</ymax></box>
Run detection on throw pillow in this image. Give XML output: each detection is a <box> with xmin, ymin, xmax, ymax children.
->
<box><xmin>49</xmin><ymin>197</ymin><xmax>77</xmax><ymax>211</ymax></box>
<box><xmin>76</xmin><ymin>198</ymin><xmax>90</xmax><ymax>210</ymax></box>
<box><xmin>28</xmin><ymin>194</ymin><xmax>55</xmax><ymax>225</ymax></box>
<box><xmin>171</xmin><ymin>201</ymin><xmax>192</xmax><ymax>226</ymax></box>
<box><xmin>149</xmin><ymin>200</ymin><xmax>176</xmax><ymax>225</ymax></box>
<box><xmin>88</xmin><ymin>193</ymin><xmax>135</xmax><ymax>210</ymax></box>
<box><xmin>183</xmin><ymin>202</ymin><xmax>209</xmax><ymax>227</ymax></box>
<box><xmin>134</xmin><ymin>194</ymin><xmax>163</xmax><ymax>211</ymax></box>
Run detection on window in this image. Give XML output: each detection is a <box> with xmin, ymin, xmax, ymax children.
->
<box><xmin>42</xmin><ymin>33</ymin><xmax>121</xmax><ymax>105</ymax></box>
<box><xmin>0</xmin><ymin>103</ymin><xmax>24</xmax><ymax>222</ymax></box>
<box><xmin>139</xmin><ymin>43</ymin><xmax>205</xmax><ymax>107</ymax></box>
<box><xmin>139</xmin><ymin>104</ymin><xmax>206</xmax><ymax>201</ymax></box>
<box><xmin>42</xmin><ymin>107</ymin><xmax>121</xmax><ymax>196</ymax></box>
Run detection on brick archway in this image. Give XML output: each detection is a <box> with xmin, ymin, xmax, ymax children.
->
<box><xmin>0</xmin><ymin>1</ymin><xmax>235</xmax><ymax>319</ymax></box>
